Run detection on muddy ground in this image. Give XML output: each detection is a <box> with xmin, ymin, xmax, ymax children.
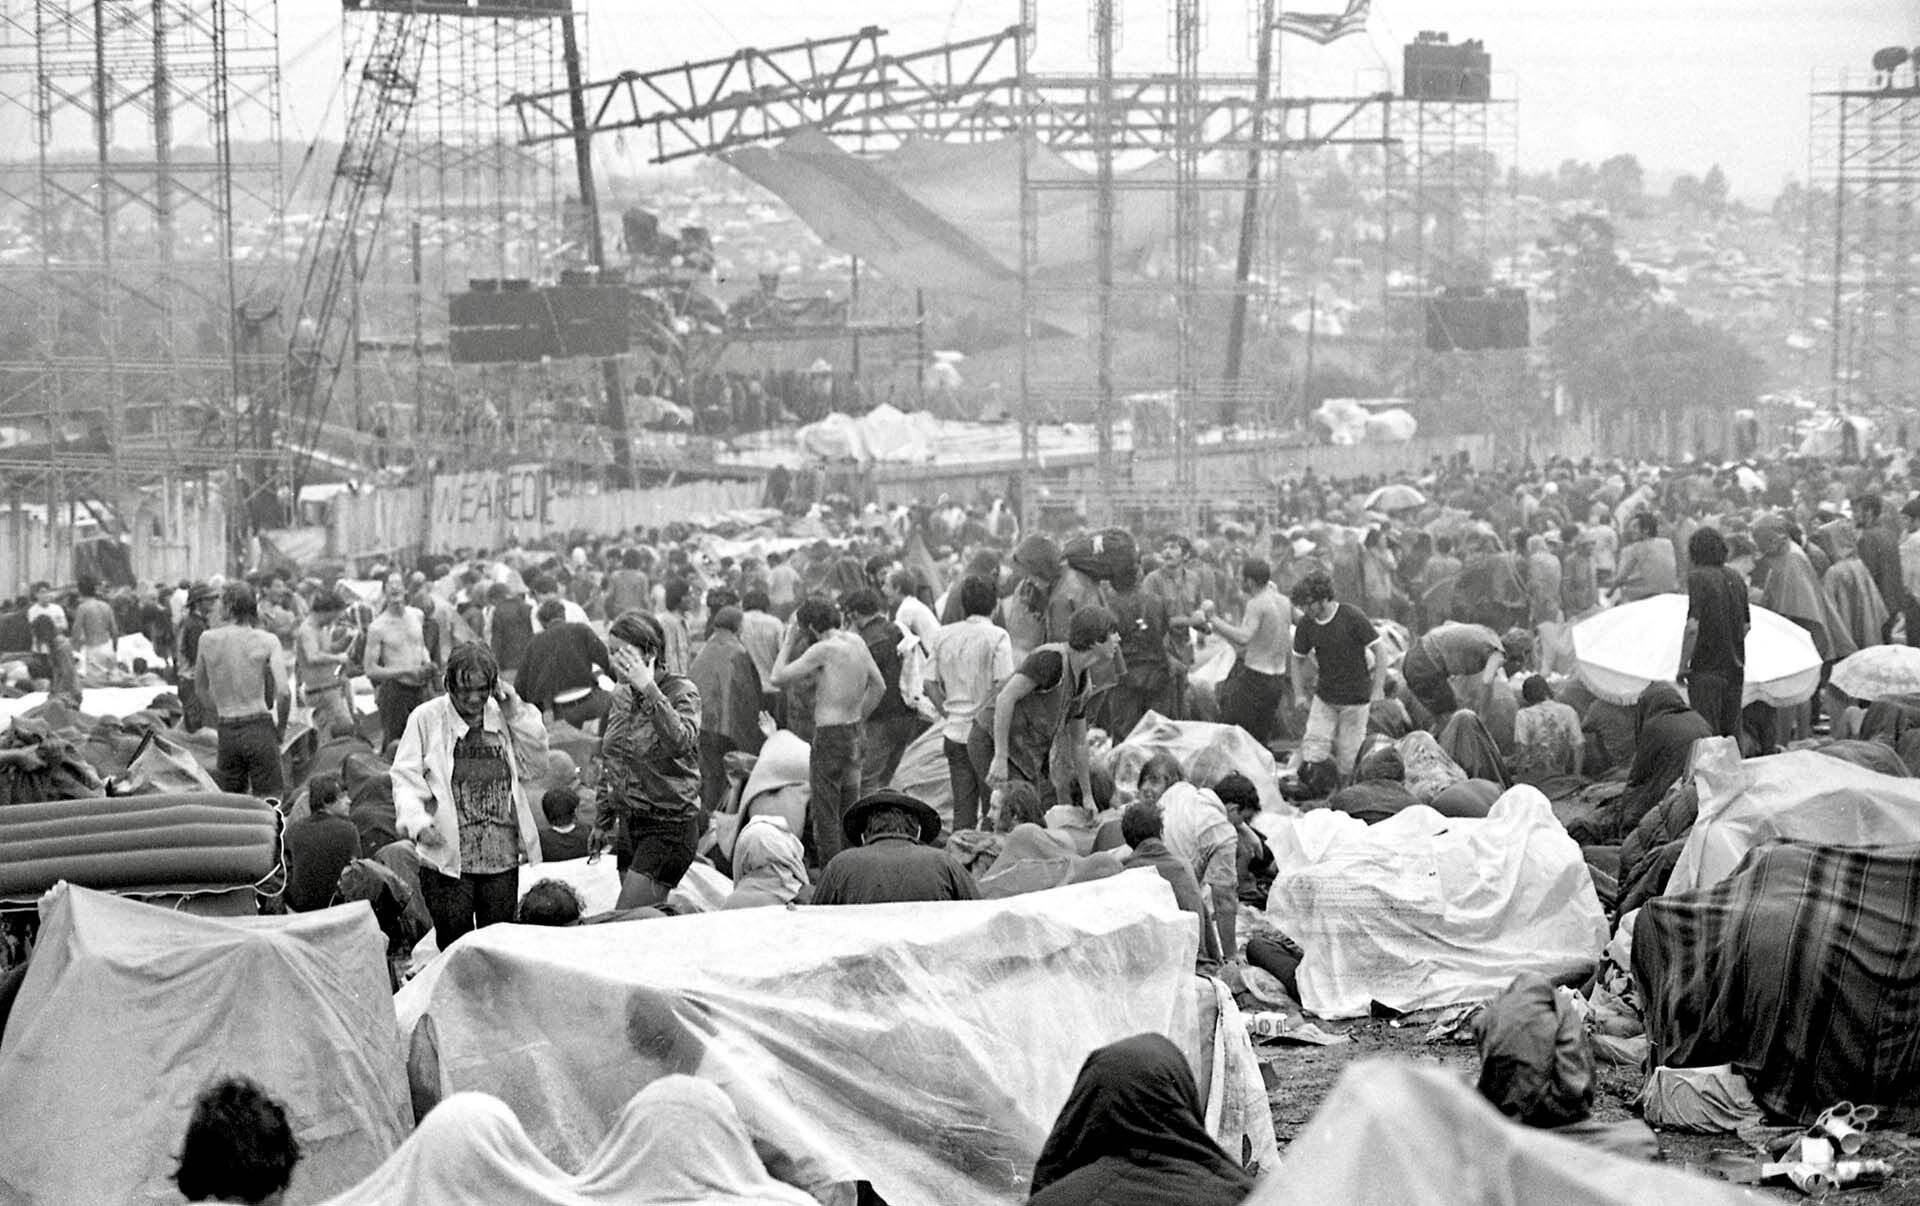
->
<box><xmin>1255</xmin><ymin>1019</ymin><xmax>1920</xmax><ymax>1202</ymax></box>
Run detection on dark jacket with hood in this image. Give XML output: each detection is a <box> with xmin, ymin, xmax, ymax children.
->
<box><xmin>1568</xmin><ymin>683</ymin><xmax>1710</xmax><ymax>846</ymax></box>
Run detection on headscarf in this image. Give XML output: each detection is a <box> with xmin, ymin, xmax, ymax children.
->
<box><xmin>311</xmin><ymin>1093</ymin><xmax>569</xmax><ymax>1205</ymax></box>
<box><xmin>573</xmin><ymin>1076</ymin><xmax>817</xmax><ymax>1205</ymax></box>
<box><xmin>724</xmin><ymin>815</ymin><xmax>808</xmax><ymax>910</ymax></box>
<box><xmin>1030</xmin><ymin>1034</ymin><xmax>1253</xmax><ymax>1202</ymax></box>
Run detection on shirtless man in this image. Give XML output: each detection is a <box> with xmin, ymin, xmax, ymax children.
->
<box><xmin>194</xmin><ymin>582</ymin><xmax>290</xmax><ymax>798</ymax></box>
<box><xmin>365</xmin><ymin>573</ymin><xmax>433</xmax><ymax>748</ymax></box>
<box><xmin>770</xmin><ymin>596</ymin><xmax>883</xmax><ymax>868</ymax></box>
<box><xmin>1206</xmin><ymin>558</ymin><xmax>1295</xmax><ymax>746</ymax></box>
<box><xmin>295</xmin><ymin>592</ymin><xmax>357</xmax><ymax>737</ymax></box>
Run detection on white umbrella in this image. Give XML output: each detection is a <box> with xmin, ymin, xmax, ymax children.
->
<box><xmin>1830</xmin><ymin>645</ymin><xmax>1920</xmax><ymax>702</ymax></box>
<box><xmin>1572</xmin><ymin>594</ymin><xmax>1820</xmax><ymax>707</ymax></box>
<box><xmin>1364</xmin><ymin>483</ymin><xmax>1427</xmax><ymax>513</ymax></box>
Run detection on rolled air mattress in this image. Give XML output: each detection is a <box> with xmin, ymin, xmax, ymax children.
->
<box><xmin>0</xmin><ymin>792</ymin><xmax>280</xmax><ymax>898</ymax></box>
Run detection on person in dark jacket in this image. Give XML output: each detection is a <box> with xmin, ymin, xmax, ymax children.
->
<box><xmin>1566</xmin><ymin>681</ymin><xmax>1711</xmax><ymax>846</ymax></box>
<box><xmin>283</xmin><ymin>772</ymin><xmax>360</xmax><ymax>912</ymax></box>
<box><xmin>845</xmin><ymin>589</ymin><xmax>924</xmax><ymax>794</ymax></box>
<box><xmin>488</xmin><ymin>582</ymin><xmax>535</xmax><ymax>687</ymax></box>
<box><xmin>1027</xmin><ymin>1033</ymin><xmax>1255</xmax><ymax>1206</ymax></box>
<box><xmin>599</xmin><ymin>610</ymin><xmax>702</xmax><ymax>908</ymax></box>
<box><xmin>517</xmin><ymin>599</ymin><xmax>614</xmax><ymax>731</ymax></box>
<box><xmin>687</xmin><ymin>606</ymin><xmax>765</xmax><ymax>813</ymax></box>
<box><xmin>811</xmin><ymin>790</ymin><xmax>978</xmax><ymax>906</ymax></box>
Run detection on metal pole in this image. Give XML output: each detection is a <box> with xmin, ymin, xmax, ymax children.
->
<box><xmin>411</xmin><ymin>218</ymin><xmax>424</xmax><ymax>438</ymax></box>
<box><xmin>1173</xmin><ymin>0</ymin><xmax>1201</xmax><ymax>527</ymax></box>
<box><xmin>1015</xmin><ymin>12</ymin><xmax>1037</xmax><ymax>497</ymax></box>
<box><xmin>1828</xmin><ymin>94</ymin><xmax>1848</xmax><ymax>411</ymax></box>
<box><xmin>560</xmin><ymin>6</ymin><xmax>634</xmax><ymax>488</ymax></box>
<box><xmin>849</xmin><ymin>255</ymin><xmax>862</xmax><ymax>384</ymax></box>
<box><xmin>1223</xmin><ymin>0</ymin><xmax>1277</xmax><ymax>396</ymax></box>
<box><xmin>1094</xmin><ymin>0</ymin><xmax>1116</xmax><ymax>523</ymax></box>
<box><xmin>914</xmin><ymin>288</ymin><xmax>927</xmax><ymax>410</ymax></box>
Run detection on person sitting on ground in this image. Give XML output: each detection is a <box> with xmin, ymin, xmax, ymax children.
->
<box><xmin>516</xmin><ymin>878</ymin><xmax>585</xmax><ymax>926</ymax></box>
<box><xmin>1027</xmin><ymin>1033</ymin><xmax>1255</xmax><ymax>1206</ymax></box>
<box><xmin>1210</xmin><ymin>772</ymin><xmax>1276</xmax><ymax>907</ymax></box>
<box><xmin>573</xmin><ymin>1076</ymin><xmax>819</xmax><ymax>1205</ymax></box>
<box><xmin>723</xmin><ymin>814</ymin><xmax>810</xmax><ymax>910</ymax></box>
<box><xmin>284</xmin><ymin>771</ymin><xmax>361</xmax><ymax>912</ymax></box>
<box><xmin>811</xmin><ymin>789</ymin><xmax>979</xmax><ymax>906</ymax></box>
<box><xmin>1436</xmin><ymin>708</ymin><xmax>1512</xmax><ymax>789</ymax></box>
<box><xmin>538</xmin><ymin>785</ymin><xmax>591</xmax><ymax>862</ymax></box>
<box><xmin>1134</xmin><ymin>752</ymin><xmax>1241</xmax><ymax>961</ymax></box>
<box><xmin>1325</xmin><ymin>741</ymin><xmax>1423</xmax><ymax>825</ymax></box>
<box><xmin>1566</xmin><ymin>681</ymin><xmax>1711</xmax><ymax>846</ymax></box>
<box><xmin>1511</xmin><ymin>675</ymin><xmax>1585</xmax><ymax>786</ymax></box>
<box><xmin>1118</xmin><ymin>801</ymin><xmax>1213</xmax><ymax>966</ymax></box>
<box><xmin>995</xmin><ymin>779</ymin><xmax>1049</xmax><ymax>833</ymax></box>
<box><xmin>172</xmin><ymin>1077</ymin><xmax>301</xmax><ymax>1206</ymax></box>
<box><xmin>1367</xmin><ymin>674</ymin><xmax>1415</xmax><ymax>740</ymax></box>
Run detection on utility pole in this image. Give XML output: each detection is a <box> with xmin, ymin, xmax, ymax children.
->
<box><xmin>559</xmin><ymin>6</ymin><xmax>634</xmax><ymax>488</ymax></box>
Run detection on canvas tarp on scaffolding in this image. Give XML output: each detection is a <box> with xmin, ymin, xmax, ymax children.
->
<box><xmin>394</xmin><ymin>870</ymin><xmax>1272</xmax><ymax>1205</ymax></box>
<box><xmin>724</xmin><ymin>131</ymin><xmax>1172</xmax><ymax>333</ymax></box>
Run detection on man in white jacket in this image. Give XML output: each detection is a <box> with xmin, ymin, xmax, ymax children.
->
<box><xmin>392</xmin><ymin>642</ymin><xmax>549</xmax><ymax>949</ymax></box>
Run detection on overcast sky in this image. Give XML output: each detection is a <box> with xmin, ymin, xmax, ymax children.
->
<box><xmin>278</xmin><ymin>0</ymin><xmax>1917</xmax><ymax>199</ymax></box>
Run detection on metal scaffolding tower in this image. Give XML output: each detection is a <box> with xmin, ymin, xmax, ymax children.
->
<box><xmin>345</xmin><ymin>0</ymin><xmax>570</xmax><ymax>471</ymax></box>
<box><xmin>0</xmin><ymin>0</ymin><xmax>284</xmax><ymax>573</ymax></box>
<box><xmin>1810</xmin><ymin>63</ymin><xmax>1920</xmax><ymax>415</ymax></box>
<box><xmin>1385</xmin><ymin>75</ymin><xmax>1521</xmax><ymax>398</ymax></box>
<box><xmin>512</xmin><ymin>14</ymin><xmax>1395</xmax><ymax>526</ymax></box>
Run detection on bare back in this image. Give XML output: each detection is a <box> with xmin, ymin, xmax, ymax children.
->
<box><xmin>800</xmin><ymin>630</ymin><xmax>882</xmax><ymax>726</ymax></box>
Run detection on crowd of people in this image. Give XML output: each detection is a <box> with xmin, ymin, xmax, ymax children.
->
<box><xmin>10</xmin><ymin>442</ymin><xmax>1920</xmax><ymax>1203</ymax></box>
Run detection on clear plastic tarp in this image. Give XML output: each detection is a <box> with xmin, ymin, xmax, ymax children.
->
<box><xmin>1246</xmin><ymin>1059</ymin><xmax>1752</xmax><ymax>1206</ymax></box>
<box><xmin>0</xmin><ymin>885</ymin><xmax>410</xmax><ymax>1205</ymax></box>
<box><xmin>395</xmin><ymin>871</ymin><xmax>1245</xmax><ymax>1205</ymax></box>
<box><xmin>1669</xmin><ymin>738</ymin><xmax>1920</xmax><ymax>896</ymax></box>
<box><xmin>1266</xmin><ymin>788</ymin><xmax>1608</xmax><ymax>1018</ymax></box>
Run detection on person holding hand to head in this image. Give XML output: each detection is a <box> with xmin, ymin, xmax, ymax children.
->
<box><xmin>391</xmin><ymin>643</ymin><xmax>548</xmax><ymax>949</ymax></box>
<box><xmin>598</xmin><ymin>610</ymin><xmax>703</xmax><ymax>908</ymax></box>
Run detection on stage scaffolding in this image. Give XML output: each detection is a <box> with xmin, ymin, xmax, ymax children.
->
<box><xmin>0</xmin><ymin>0</ymin><xmax>285</xmax><ymax>570</ymax></box>
<box><xmin>1809</xmin><ymin>64</ymin><xmax>1920</xmax><ymax>416</ymax></box>
<box><xmin>513</xmin><ymin>9</ymin><xmax>1398</xmax><ymax>527</ymax></box>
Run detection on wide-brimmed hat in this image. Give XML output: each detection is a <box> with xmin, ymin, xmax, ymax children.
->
<box><xmin>841</xmin><ymin>789</ymin><xmax>942</xmax><ymax>846</ymax></box>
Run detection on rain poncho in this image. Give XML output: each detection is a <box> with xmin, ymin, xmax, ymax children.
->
<box><xmin>976</xmin><ymin>823</ymin><xmax>1124</xmax><ymax>898</ymax></box>
<box><xmin>723</xmin><ymin>816</ymin><xmax>809</xmax><ymax>910</ymax></box>
<box><xmin>1437</xmin><ymin>710</ymin><xmax>1511</xmax><ymax>789</ymax></box>
<box><xmin>1029</xmin><ymin>1034</ymin><xmax>1254</xmax><ymax>1206</ymax></box>
<box><xmin>1566</xmin><ymin>684</ymin><xmax>1709</xmax><ymax>846</ymax></box>
<box><xmin>1476</xmin><ymin>973</ymin><xmax>1594</xmax><ymax>1128</ymax></box>
<box><xmin>313</xmin><ymin>1093</ymin><xmax>570</xmax><ymax>1205</ymax></box>
<box><xmin>1755</xmin><ymin>527</ymin><xmax>1855</xmax><ymax>661</ymax></box>
<box><xmin>573</xmin><ymin>1077</ymin><xmax>818</xmax><ymax>1205</ymax></box>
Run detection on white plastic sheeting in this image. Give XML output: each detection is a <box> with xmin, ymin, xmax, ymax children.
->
<box><xmin>0</xmin><ymin>885</ymin><xmax>410</xmax><ymax>1205</ymax></box>
<box><xmin>395</xmin><ymin>872</ymin><xmax>1217</xmax><ymax>1205</ymax></box>
<box><xmin>1668</xmin><ymin>738</ymin><xmax>1920</xmax><ymax>897</ymax></box>
<box><xmin>1246</xmin><ymin>1060</ymin><xmax>1751</xmax><ymax>1206</ymax></box>
<box><xmin>796</xmin><ymin>403</ymin><xmax>943</xmax><ymax>464</ymax></box>
<box><xmin>1311</xmin><ymin>398</ymin><xmax>1418</xmax><ymax>445</ymax></box>
<box><xmin>1265</xmin><ymin>787</ymin><xmax>1608</xmax><ymax>1019</ymax></box>
<box><xmin>1109</xmin><ymin>712</ymin><xmax>1291</xmax><ymax>816</ymax></box>
<box><xmin>1573</xmin><ymin>595</ymin><xmax>1821</xmax><ymax>707</ymax></box>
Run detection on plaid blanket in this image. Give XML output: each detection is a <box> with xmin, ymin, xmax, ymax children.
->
<box><xmin>1633</xmin><ymin>840</ymin><xmax>1920</xmax><ymax>1120</ymax></box>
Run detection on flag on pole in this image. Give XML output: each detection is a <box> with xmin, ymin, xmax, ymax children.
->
<box><xmin>1276</xmin><ymin>0</ymin><xmax>1371</xmax><ymax>45</ymax></box>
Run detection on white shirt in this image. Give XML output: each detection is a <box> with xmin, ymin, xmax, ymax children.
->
<box><xmin>926</xmin><ymin>615</ymin><xmax>1014</xmax><ymax>742</ymax></box>
<box><xmin>894</xmin><ymin>595</ymin><xmax>940</xmax><ymax>644</ymax></box>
